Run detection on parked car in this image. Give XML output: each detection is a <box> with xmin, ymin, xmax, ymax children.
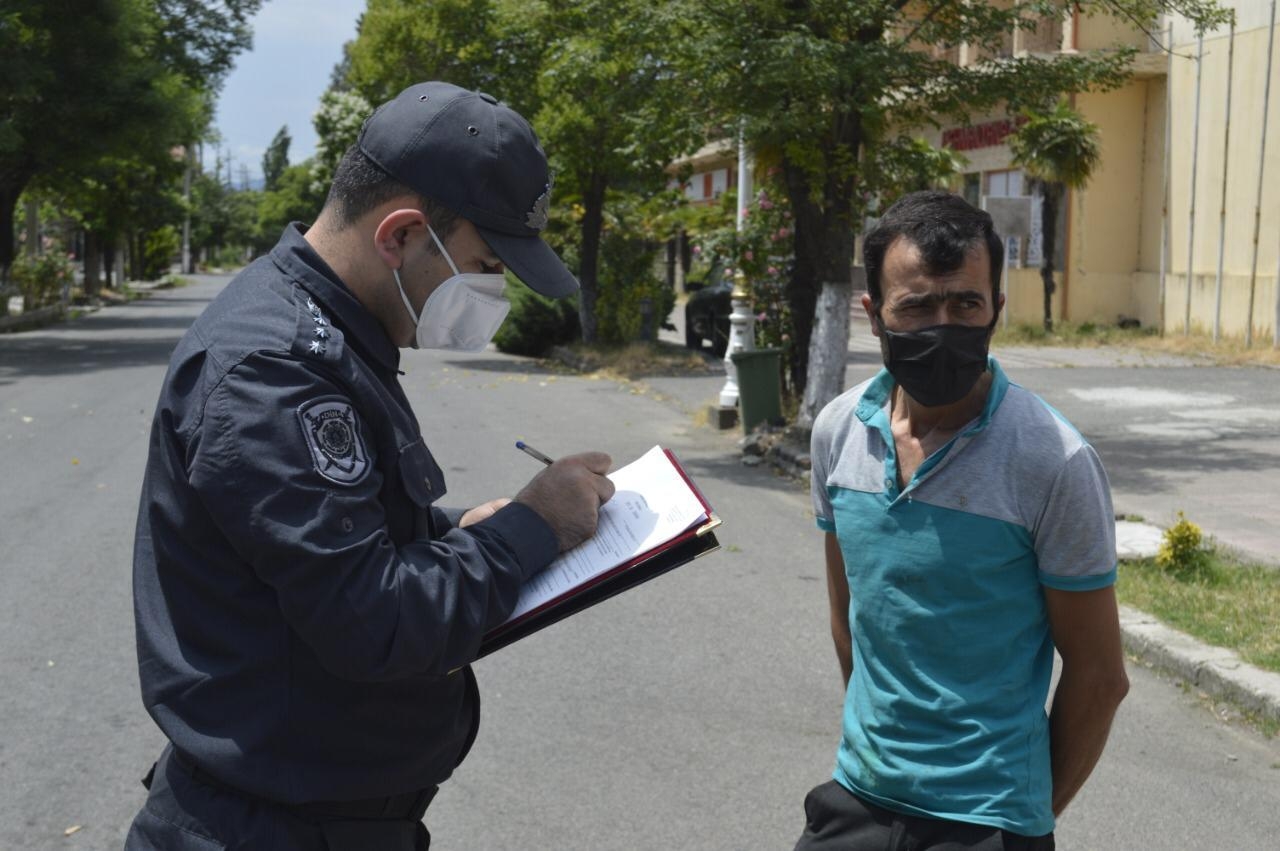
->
<box><xmin>684</xmin><ymin>268</ymin><xmax>732</xmax><ymax>356</ymax></box>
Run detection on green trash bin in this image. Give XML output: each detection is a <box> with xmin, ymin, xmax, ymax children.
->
<box><xmin>731</xmin><ymin>347</ymin><xmax>783</xmax><ymax>433</ymax></box>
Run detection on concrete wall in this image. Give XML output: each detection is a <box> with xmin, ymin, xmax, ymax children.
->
<box><xmin>1072</xmin><ymin>84</ymin><xmax>1151</xmax><ymax>323</ymax></box>
<box><xmin>1076</xmin><ymin>7</ymin><xmax>1149</xmax><ymax>51</ymax></box>
<box><xmin>1003</xmin><ymin>267</ymin><xmax>1064</xmax><ymax>327</ymax></box>
<box><xmin>1164</xmin><ymin>9</ymin><xmax>1280</xmax><ymax>339</ymax></box>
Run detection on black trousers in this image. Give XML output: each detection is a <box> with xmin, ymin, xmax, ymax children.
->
<box><xmin>124</xmin><ymin>744</ymin><xmax>432</xmax><ymax>851</ymax></box>
<box><xmin>794</xmin><ymin>780</ymin><xmax>1055</xmax><ymax>851</ymax></box>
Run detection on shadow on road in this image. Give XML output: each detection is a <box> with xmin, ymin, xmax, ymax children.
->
<box><xmin>676</xmin><ymin>444</ymin><xmax>805</xmax><ymax>496</ymax></box>
<box><xmin>0</xmin><ymin>336</ymin><xmax>180</xmax><ymax>384</ymax></box>
<box><xmin>1091</xmin><ymin>432</ymin><xmax>1280</xmax><ymax>494</ymax></box>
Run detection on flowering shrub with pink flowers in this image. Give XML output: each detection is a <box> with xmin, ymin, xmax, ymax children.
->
<box><xmin>693</xmin><ymin>184</ymin><xmax>797</xmax><ymax>393</ymax></box>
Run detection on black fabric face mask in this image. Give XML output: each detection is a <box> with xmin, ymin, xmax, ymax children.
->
<box><xmin>876</xmin><ymin>315</ymin><xmax>996</xmax><ymax>408</ymax></box>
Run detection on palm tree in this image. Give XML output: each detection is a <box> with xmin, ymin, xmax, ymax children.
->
<box><xmin>1009</xmin><ymin>101</ymin><xmax>1101</xmax><ymax>332</ymax></box>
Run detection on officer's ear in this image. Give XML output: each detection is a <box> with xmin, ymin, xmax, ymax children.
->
<box><xmin>372</xmin><ymin>207</ymin><xmax>428</xmax><ymax>270</ymax></box>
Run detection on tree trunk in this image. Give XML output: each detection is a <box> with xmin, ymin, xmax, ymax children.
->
<box><xmin>782</xmin><ymin>158</ymin><xmax>819</xmax><ymax>397</ymax></box>
<box><xmin>1039</xmin><ymin>181</ymin><xmax>1060</xmax><ymax>332</ymax></box>
<box><xmin>576</xmin><ymin>171</ymin><xmax>607</xmax><ymax>344</ymax></box>
<box><xmin>104</xmin><ymin>242</ymin><xmax>116</xmax><ymax>290</ymax></box>
<box><xmin>25</xmin><ymin>199</ymin><xmax>39</xmax><ymax>258</ymax></box>
<box><xmin>799</xmin><ymin>279</ymin><xmax>853</xmax><ymax>427</ymax></box>
<box><xmin>84</xmin><ymin>231</ymin><xmax>102</xmax><ymax>298</ymax></box>
<box><xmin>0</xmin><ymin>173</ymin><xmax>34</xmax><ymax>316</ymax></box>
<box><xmin>783</xmin><ymin>149</ymin><xmax>858</xmax><ymax>430</ymax></box>
<box><xmin>131</xmin><ymin>230</ymin><xmax>144</xmax><ymax>282</ymax></box>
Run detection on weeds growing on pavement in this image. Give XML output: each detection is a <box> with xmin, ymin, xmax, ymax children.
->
<box><xmin>556</xmin><ymin>341</ymin><xmax>717</xmax><ymax>379</ymax></box>
<box><xmin>993</xmin><ymin>320</ymin><xmax>1280</xmax><ymax>366</ymax></box>
<box><xmin>1117</xmin><ymin>552</ymin><xmax>1280</xmax><ymax>673</ymax></box>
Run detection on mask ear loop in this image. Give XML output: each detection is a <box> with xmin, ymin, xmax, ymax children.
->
<box><xmin>393</xmin><ymin>224</ymin><xmax>463</xmax><ymax>327</ymax></box>
<box><xmin>392</xmin><ymin>268</ymin><xmax>420</xmax><ymax>326</ymax></box>
<box><xmin>427</xmin><ymin>225</ymin><xmax>462</xmax><ymax>276</ymax></box>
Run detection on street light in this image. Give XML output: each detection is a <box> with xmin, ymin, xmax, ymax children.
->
<box><xmin>718</xmin><ymin>132</ymin><xmax>757</xmax><ymax>411</ymax></box>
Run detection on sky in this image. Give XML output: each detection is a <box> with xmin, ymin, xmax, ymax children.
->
<box><xmin>212</xmin><ymin>0</ymin><xmax>367</xmax><ymax>186</ymax></box>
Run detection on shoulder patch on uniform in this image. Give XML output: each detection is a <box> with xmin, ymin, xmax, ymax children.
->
<box><xmin>297</xmin><ymin>397</ymin><xmax>370</xmax><ymax>486</ymax></box>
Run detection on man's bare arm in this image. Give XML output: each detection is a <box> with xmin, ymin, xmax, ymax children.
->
<box><xmin>1045</xmin><ymin>585</ymin><xmax>1130</xmax><ymax>816</ymax></box>
<box><xmin>824</xmin><ymin>532</ymin><xmax>852</xmax><ymax>688</ymax></box>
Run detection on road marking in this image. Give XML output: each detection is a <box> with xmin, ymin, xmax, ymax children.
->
<box><xmin>1068</xmin><ymin>387</ymin><xmax>1235</xmax><ymax>408</ymax></box>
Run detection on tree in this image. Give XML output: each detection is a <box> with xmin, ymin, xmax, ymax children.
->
<box><xmin>1009</xmin><ymin>100</ymin><xmax>1102</xmax><ymax>332</ymax></box>
<box><xmin>682</xmin><ymin>0</ymin><xmax>1231</xmax><ymax>427</ymax></box>
<box><xmin>345</xmin><ymin>0</ymin><xmax>508</xmax><ymax>102</ymax></box>
<box><xmin>262</xmin><ymin>126</ymin><xmax>291</xmax><ymax>192</ymax></box>
<box><xmin>343</xmin><ymin>0</ymin><xmax>700</xmax><ymax>343</ymax></box>
<box><xmin>518</xmin><ymin>1</ymin><xmax>702</xmax><ymax>341</ymax></box>
<box><xmin>310</xmin><ymin>88</ymin><xmax>372</xmax><ymax>194</ymax></box>
<box><xmin>0</xmin><ymin>0</ymin><xmax>261</xmax><ymax>291</ymax></box>
<box><xmin>256</xmin><ymin>161</ymin><xmax>325</xmax><ymax>249</ymax></box>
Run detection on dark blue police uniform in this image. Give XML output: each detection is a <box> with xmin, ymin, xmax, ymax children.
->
<box><xmin>126</xmin><ymin>224</ymin><xmax>558</xmax><ymax>850</ymax></box>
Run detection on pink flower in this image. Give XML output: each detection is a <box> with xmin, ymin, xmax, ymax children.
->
<box><xmin>692</xmin><ymin>245</ymin><xmax>702</xmax><ymax>255</ymax></box>
<box><xmin>776</xmin><ymin>227</ymin><xmax>789</xmax><ymax>239</ymax></box>
<box><xmin>756</xmin><ymin>312</ymin><xmax>767</xmax><ymax>321</ymax></box>
<box><xmin>783</xmin><ymin>211</ymin><xmax>792</xmax><ymax>219</ymax></box>
<box><xmin>759</xmin><ymin>199</ymin><xmax>774</xmax><ymax>210</ymax></box>
<box><xmin>744</xmin><ymin>250</ymin><xmax>754</xmax><ymax>261</ymax></box>
<box><xmin>767</xmin><ymin>266</ymin><xmax>779</xmax><ymax>276</ymax></box>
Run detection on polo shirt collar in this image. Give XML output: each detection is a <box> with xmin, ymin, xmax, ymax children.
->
<box><xmin>270</xmin><ymin>223</ymin><xmax>401</xmax><ymax>374</ymax></box>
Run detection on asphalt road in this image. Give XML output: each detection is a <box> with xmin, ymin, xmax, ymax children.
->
<box><xmin>1</xmin><ymin>276</ymin><xmax>1277</xmax><ymax>849</ymax></box>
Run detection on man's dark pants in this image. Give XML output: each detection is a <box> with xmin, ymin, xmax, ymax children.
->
<box><xmin>124</xmin><ymin>745</ymin><xmax>432</xmax><ymax>850</ymax></box>
<box><xmin>794</xmin><ymin>780</ymin><xmax>1055</xmax><ymax>851</ymax></box>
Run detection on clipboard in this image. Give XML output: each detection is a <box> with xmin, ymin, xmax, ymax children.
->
<box><xmin>475</xmin><ymin>448</ymin><xmax>721</xmax><ymax>660</ymax></box>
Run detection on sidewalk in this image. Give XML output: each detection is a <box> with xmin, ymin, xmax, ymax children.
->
<box><xmin>648</xmin><ymin>313</ymin><xmax>1280</xmax><ymax>728</ymax></box>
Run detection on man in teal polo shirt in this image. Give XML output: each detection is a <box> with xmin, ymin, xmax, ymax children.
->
<box><xmin>796</xmin><ymin>191</ymin><xmax>1129</xmax><ymax>850</ymax></box>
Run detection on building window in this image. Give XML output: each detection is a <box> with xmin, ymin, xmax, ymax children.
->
<box><xmin>710</xmin><ymin>168</ymin><xmax>728</xmax><ymax>198</ymax></box>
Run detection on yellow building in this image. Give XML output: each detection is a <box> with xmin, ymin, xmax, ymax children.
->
<box><xmin>674</xmin><ymin>2</ymin><xmax>1280</xmax><ymax>343</ymax></box>
<box><xmin>917</xmin><ymin>1</ymin><xmax>1280</xmax><ymax>342</ymax></box>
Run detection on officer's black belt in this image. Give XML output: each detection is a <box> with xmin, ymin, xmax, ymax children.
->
<box><xmin>171</xmin><ymin>747</ymin><xmax>437</xmax><ymax>822</ymax></box>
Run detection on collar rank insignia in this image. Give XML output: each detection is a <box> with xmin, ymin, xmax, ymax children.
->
<box><xmin>297</xmin><ymin>398</ymin><xmax>369</xmax><ymax>486</ymax></box>
<box><xmin>525</xmin><ymin>183</ymin><xmax>551</xmax><ymax>231</ymax></box>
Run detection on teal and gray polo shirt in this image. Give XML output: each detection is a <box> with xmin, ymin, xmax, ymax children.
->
<box><xmin>810</xmin><ymin>358</ymin><xmax>1115</xmax><ymax>836</ymax></box>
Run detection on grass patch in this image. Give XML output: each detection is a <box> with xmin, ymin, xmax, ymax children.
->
<box><xmin>149</xmin><ymin>274</ymin><xmax>192</xmax><ymax>290</ymax></box>
<box><xmin>995</xmin><ymin>320</ymin><xmax>1159</xmax><ymax>347</ymax></box>
<box><xmin>555</xmin><ymin>341</ymin><xmax>718</xmax><ymax>379</ymax></box>
<box><xmin>993</xmin><ymin>320</ymin><xmax>1280</xmax><ymax>366</ymax></box>
<box><xmin>1117</xmin><ymin>552</ymin><xmax>1280</xmax><ymax>673</ymax></box>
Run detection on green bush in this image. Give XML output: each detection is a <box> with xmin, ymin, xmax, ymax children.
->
<box><xmin>595</xmin><ymin>231</ymin><xmax>671</xmax><ymax>344</ymax></box>
<box><xmin>142</xmin><ymin>226</ymin><xmax>181</xmax><ymax>281</ymax></box>
<box><xmin>9</xmin><ymin>252</ymin><xmax>74</xmax><ymax>309</ymax></box>
<box><xmin>1156</xmin><ymin>512</ymin><xmax>1215</xmax><ymax>580</ymax></box>
<box><xmin>494</xmin><ymin>277</ymin><xmax>580</xmax><ymax>357</ymax></box>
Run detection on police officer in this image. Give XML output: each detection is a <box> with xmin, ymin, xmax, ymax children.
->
<box><xmin>125</xmin><ymin>82</ymin><xmax>614</xmax><ymax>850</ymax></box>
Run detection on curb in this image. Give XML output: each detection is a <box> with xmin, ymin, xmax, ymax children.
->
<box><xmin>1119</xmin><ymin>606</ymin><xmax>1280</xmax><ymax>724</ymax></box>
<box><xmin>755</xmin><ymin>436</ymin><xmax>1280</xmax><ymax>727</ymax></box>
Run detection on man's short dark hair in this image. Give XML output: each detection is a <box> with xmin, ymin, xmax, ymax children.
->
<box><xmin>862</xmin><ymin>190</ymin><xmax>1004</xmax><ymax>311</ymax></box>
<box><xmin>323</xmin><ymin>145</ymin><xmax>459</xmax><ymax>246</ymax></box>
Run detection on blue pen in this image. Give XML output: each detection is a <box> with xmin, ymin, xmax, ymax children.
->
<box><xmin>515</xmin><ymin>440</ymin><xmax>555</xmax><ymax>466</ymax></box>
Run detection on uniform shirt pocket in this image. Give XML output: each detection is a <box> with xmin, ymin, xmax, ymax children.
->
<box><xmin>397</xmin><ymin>438</ymin><xmax>448</xmax><ymax>538</ymax></box>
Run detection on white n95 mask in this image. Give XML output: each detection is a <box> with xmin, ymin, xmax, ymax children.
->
<box><xmin>393</xmin><ymin>225</ymin><xmax>510</xmax><ymax>351</ymax></box>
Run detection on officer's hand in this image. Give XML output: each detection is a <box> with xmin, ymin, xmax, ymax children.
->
<box><xmin>459</xmin><ymin>498</ymin><xmax>512</xmax><ymax>528</ymax></box>
<box><xmin>514</xmin><ymin>452</ymin><xmax>614</xmax><ymax>552</ymax></box>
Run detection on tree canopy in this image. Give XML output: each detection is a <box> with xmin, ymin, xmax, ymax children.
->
<box><xmin>262</xmin><ymin>126</ymin><xmax>291</xmax><ymax>192</ymax></box>
<box><xmin>0</xmin><ymin>0</ymin><xmax>262</xmax><ymax>282</ymax></box>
